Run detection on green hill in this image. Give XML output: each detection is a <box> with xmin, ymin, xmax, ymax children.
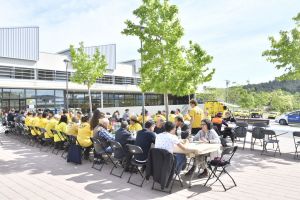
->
<box><xmin>243</xmin><ymin>80</ymin><xmax>300</xmax><ymax>93</ymax></box>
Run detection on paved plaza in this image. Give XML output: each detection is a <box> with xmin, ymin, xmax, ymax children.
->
<box><xmin>0</xmin><ymin>129</ymin><xmax>299</xmax><ymax>200</ymax></box>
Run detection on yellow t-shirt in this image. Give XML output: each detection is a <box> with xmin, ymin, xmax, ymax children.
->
<box><xmin>67</xmin><ymin>122</ymin><xmax>79</xmax><ymax>136</ymax></box>
<box><xmin>189</xmin><ymin>106</ymin><xmax>203</xmax><ymax>128</ymax></box>
<box><xmin>54</xmin><ymin>122</ymin><xmax>67</xmax><ymax>142</ymax></box>
<box><xmin>38</xmin><ymin>118</ymin><xmax>48</xmax><ymax>128</ymax></box>
<box><xmin>77</xmin><ymin>122</ymin><xmax>93</xmax><ymax>147</ymax></box>
<box><xmin>153</xmin><ymin>114</ymin><xmax>166</xmax><ymax>122</ymax></box>
<box><xmin>31</xmin><ymin>117</ymin><xmax>40</xmax><ymax>136</ymax></box>
<box><xmin>25</xmin><ymin>116</ymin><xmax>32</xmax><ymax>126</ymax></box>
<box><xmin>169</xmin><ymin>114</ymin><xmax>176</xmax><ymax>123</ymax></box>
<box><xmin>45</xmin><ymin>118</ymin><xmax>57</xmax><ymax>138</ymax></box>
<box><xmin>137</xmin><ymin>115</ymin><xmax>149</xmax><ymax>124</ymax></box>
<box><xmin>128</xmin><ymin>123</ymin><xmax>142</xmax><ymax>132</ymax></box>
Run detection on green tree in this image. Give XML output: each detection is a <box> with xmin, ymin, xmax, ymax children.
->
<box><xmin>270</xmin><ymin>90</ymin><xmax>294</xmax><ymax>112</ymax></box>
<box><xmin>263</xmin><ymin>13</ymin><xmax>300</xmax><ymax>80</ymax></box>
<box><xmin>70</xmin><ymin>42</ymin><xmax>107</xmax><ymax>115</ymax></box>
<box><xmin>122</xmin><ymin>0</ymin><xmax>214</xmax><ymax>119</ymax></box>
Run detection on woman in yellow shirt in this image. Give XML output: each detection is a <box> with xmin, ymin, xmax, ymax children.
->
<box><xmin>67</xmin><ymin>117</ymin><xmax>79</xmax><ymax>136</ymax></box>
<box><xmin>54</xmin><ymin>115</ymin><xmax>67</xmax><ymax>149</ymax></box>
<box><xmin>37</xmin><ymin>112</ymin><xmax>48</xmax><ymax>136</ymax></box>
<box><xmin>45</xmin><ymin>111</ymin><xmax>57</xmax><ymax>139</ymax></box>
<box><xmin>128</xmin><ymin>116</ymin><xmax>142</xmax><ymax>132</ymax></box>
<box><xmin>77</xmin><ymin>116</ymin><xmax>93</xmax><ymax>160</ymax></box>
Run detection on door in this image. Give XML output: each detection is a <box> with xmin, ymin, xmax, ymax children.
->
<box><xmin>288</xmin><ymin>111</ymin><xmax>300</xmax><ymax>123</ymax></box>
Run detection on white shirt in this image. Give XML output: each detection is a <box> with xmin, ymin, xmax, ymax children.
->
<box><xmin>155</xmin><ymin>132</ymin><xmax>179</xmax><ymax>154</ymax></box>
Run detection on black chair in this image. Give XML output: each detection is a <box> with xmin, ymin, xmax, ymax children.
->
<box><xmin>109</xmin><ymin>140</ymin><xmax>126</xmax><ymax>178</ymax></box>
<box><xmin>233</xmin><ymin>126</ymin><xmax>247</xmax><ymax>149</ymax></box>
<box><xmin>39</xmin><ymin>128</ymin><xmax>53</xmax><ymax>152</ymax></box>
<box><xmin>261</xmin><ymin>130</ymin><xmax>281</xmax><ymax>156</ymax></box>
<box><xmin>252</xmin><ymin>122</ymin><xmax>267</xmax><ymax>131</ymax></box>
<box><xmin>250</xmin><ymin>127</ymin><xmax>265</xmax><ymax>150</ymax></box>
<box><xmin>204</xmin><ymin>146</ymin><xmax>238</xmax><ymax>191</ymax></box>
<box><xmin>126</xmin><ymin>144</ymin><xmax>146</xmax><ymax>187</ymax></box>
<box><xmin>60</xmin><ymin>132</ymin><xmax>72</xmax><ymax>159</ymax></box>
<box><xmin>91</xmin><ymin>137</ymin><xmax>113</xmax><ymax>171</ymax></box>
<box><xmin>293</xmin><ymin>132</ymin><xmax>300</xmax><ymax>159</ymax></box>
<box><xmin>51</xmin><ymin>129</ymin><xmax>64</xmax><ymax>155</ymax></box>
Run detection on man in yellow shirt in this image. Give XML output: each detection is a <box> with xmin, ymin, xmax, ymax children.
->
<box><xmin>175</xmin><ymin>108</ymin><xmax>183</xmax><ymax>118</ymax></box>
<box><xmin>137</xmin><ymin>110</ymin><xmax>150</xmax><ymax>125</ymax></box>
<box><xmin>25</xmin><ymin>112</ymin><xmax>33</xmax><ymax>126</ymax></box>
<box><xmin>77</xmin><ymin>116</ymin><xmax>93</xmax><ymax>160</ymax></box>
<box><xmin>169</xmin><ymin>110</ymin><xmax>176</xmax><ymax>123</ymax></box>
<box><xmin>45</xmin><ymin>111</ymin><xmax>57</xmax><ymax>139</ymax></box>
<box><xmin>153</xmin><ymin>111</ymin><xmax>166</xmax><ymax>122</ymax></box>
<box><xmin>128</xmin><ymin>116</ymin><xmax>142</xmax><ymax>132</ymax></box>
<box><xmin>67</xmin><ymin>117</ymin><xmax>79</xmax><ymax>136</ymax></box>
<box><xmin>189</xmin><ymin>99</ymin><xmax>203</xmax><ymax>135</ymax></box>
<box><xmin>31</xmin><ymin>112</ymin><xmax>42</xmax><ymax>136</ymax></box>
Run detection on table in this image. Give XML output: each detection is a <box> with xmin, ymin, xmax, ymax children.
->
<box><xmin>173</xmin><ymin>142</ymin><xmax>221</xmax><ymax>156</ymax></box>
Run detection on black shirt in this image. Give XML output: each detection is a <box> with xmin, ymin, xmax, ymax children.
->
<box><xmin>135</xmin><ymin>129</ymin><xmax>156</xmax><ymax>161</ymax></box>
<box><xmin>154</xmin><ymin>126</ymin><xmax>165</xmax><ymax>134</ymax></box>
<box><xmin>115</xmin><ymin>128</ymin><xmax>132</xmax><ymax>158</ymax></box>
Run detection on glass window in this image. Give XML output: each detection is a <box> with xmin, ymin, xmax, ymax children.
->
<box><xmin>37</xmin><ymin>69</ymin><xmax>54</xmax><ymax>81</ymax></box>
<box><xmin>10</xmin><ymin>89</ymin><xmax>25</xmax><ymax>99</ymax></box>
<box><xmin>15</xmin><ymin>67</ymin><xmax>35</xmax><ymax>79</ymax></box>
<box><xmin>26</xmin><ymin>89</ymin><xmax>36</xmax><ymax>98</ymax></box>
<box><xmin>55</xmin><ymin>90</ymin><xmax>64</xmax><ymax>98</ymax></box>
<box><xmin>2</xmin><ymin>89</ymin><xmax>10</xmax><ymax>99</ymax></box>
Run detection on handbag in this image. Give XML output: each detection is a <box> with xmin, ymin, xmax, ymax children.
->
<box><xmin>67</xmin><ymin>144</ymin><xmax>82</xmax><ymax>164</ymax></box>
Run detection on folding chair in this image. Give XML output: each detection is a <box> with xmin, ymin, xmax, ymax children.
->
<box><xmin>51</xmin><ymin>129</ymin><xmax>65</xmax><ymax>155</ymax></box>
<box><xmin>250</xmin><ymin>127</ymin><xmax>265</xmax><ymax>150</ymax></box>
<box><xmin>109</xmin><ymin>140</ymin><xmax>126</xmax><ymax>178</ymax></box>
<box><xmin>234</xmin><ymin>126</ymin><xmax>247</xmax><ymax>149</ymax></box>
<box><xmin>91</xmin><ymin>137</ymin><xmax>113</xmax><ymax>171</ymax></box>
<box><xmin>293</xmin><ymin>132</ymin><xmax>300</xmax><ymax>159</ymax></box>
<box><xmin>60</xmin><ymin>132</ymin><xmax>72</xmax><ymax>159</ymax></box>
<box><xmin>126</xmin><ymin>144</ymin><xmax>146</xmax><ymax>187</ymax></box>
<box><xmin>261</xmin><ymin>130</ymin><xmax>281</xmax><ymax>156</ymax></box>
<box><xmin>39</xmin><ymin>128</ymin><xmax>54</xmax><ymax>152</ymax></box>
<box><xmin>204</xmin><ymin>146</ymin><xmax>238</xmax><ymax>191</ymax></box>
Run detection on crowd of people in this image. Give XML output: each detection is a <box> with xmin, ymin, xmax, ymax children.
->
<box><xmin>1</xmin><ymin>99</ymin><xmax>236</xmax><ymax>178</ymax></box>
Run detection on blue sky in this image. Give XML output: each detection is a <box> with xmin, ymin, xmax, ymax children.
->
<box><xmin>0</xmin><ymin>0</ymin><xmax>299</xmax><ymax>88</ymax></box>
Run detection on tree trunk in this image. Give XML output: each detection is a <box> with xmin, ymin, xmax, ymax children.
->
<box><xmin>88</xmin><ymin>86</ymin><xmax>92</xmax><ymax>117</ymax></box>
<box><xmin>164</xmin><ymin>93</ymin><xmax>169</xmax><ymax>121</ymax></box>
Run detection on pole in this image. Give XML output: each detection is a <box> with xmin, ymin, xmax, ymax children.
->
<box><xmin>65</xmin><ymin>61</ymin><xmax>69</xmax><ymax>110</ymax></box>
<box><xmin>141</xmin><ymin>37</ymin><xmax>145</xmax><ymax>128</ymax></box>
<box><xmin>225</xmin><ymin>80</ymin><xmax>230</xmax><ymax>103</ymax></box>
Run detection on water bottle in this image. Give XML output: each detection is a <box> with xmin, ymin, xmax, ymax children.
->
<box><xmin>177</xmin><ymin>126</ymin><xmax>182</xmax><ymax>139</ymax></box>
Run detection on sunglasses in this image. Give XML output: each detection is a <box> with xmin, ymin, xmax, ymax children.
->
<box><xmin>201</xmin><ymin>123</ymin><xmax>207</xmax><ymax>126</ymax></box>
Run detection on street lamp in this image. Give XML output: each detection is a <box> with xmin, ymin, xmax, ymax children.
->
<box><xmin>225</xmin><ymin>80</ymin><xmax>230</xmax><ymax>103</ymax></box>
<box><xmin>64</xmin><ymin>59</ymin><xmax>70</xmax><ymax>111</ymax></box>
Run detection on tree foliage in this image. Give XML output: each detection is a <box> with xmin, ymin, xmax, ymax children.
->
<box><xmin>122</xmin><ymin>0</ymin><xmax>214</xmax><ymax>96</ymax></box>
<box><xmin>70</xmin><ymin>42</ymin><xmax>107</xmax><ymax>114</ymax></box>
<box><xmin>263</xmin><ymin>13</ymin><xmax>300</xmax><ymax>81</ymax></box>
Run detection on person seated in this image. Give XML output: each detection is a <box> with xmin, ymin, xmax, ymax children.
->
<box><xmin>45</xmin><ymin>111</ymin><xmax>57</xmax><ymax>139</ymax></box>
<box><xmin>154</xmin><ymin>118</ymin><xmax>165</xmax><ymax>134</ymax></box>
<box><xmin>212</xmin><ymin>112</ymin><xmax>228</xmax><ymax>133</ymax></box>
<box><xmin>168</xmin><ymin>110</ymin><xmax>176</xmax><ymax>123</ymax></box>
<box><xmin>32</xmin><ymin>112</ymin><xmax>42</xmax><ymax>136</ymax></box>
<box><xmin>25</xmin><ymin>112</ymin><xmax>33</xmax><ymax>127</ymax></box>
<box><xmin>115</xmin><ymin>121</ymin><xmax>132</xmax><ymax>150</ymax></box>
<box><xmin>77</xmin><ymin>116</ymin><xmax>93</xmax><ymax>160</ymax></box>
<box><xmin>137</xmin><ymin>110</ymin><xmax>150</xmax><ymax>124</ymax></box>
<box><xmin>155</xmin><ymin>121</ymin><xmax>187</xmax><ymax>173</ymax></box>
<box><xmin>38</xmin><ymin>112</ymin><xmax>48</xmax><ymax>130</ymax></box>
<box><xmin>153</xmin><ymin>110</ymin><xmax>166</xmax><ymax>122</ymax></box>
<box><xmin>175</xmin><ymin>116</ymin><xmax>190</xmax><ymax>139</ymax></box>
<box><xmin>175</xmin><ymin>108</ymin><xmax>183</xmax><ymax>118</ymax></box>
<box><xmin>67</xmin><ymin>117</ymin><xmax>79</xmax><ymax>136</ymax></box>
<box><xmin>135</xmin><ymin>120</ymin><xmax>156</xmax><ymax>163</ymax></box>
<box><xmin>76</xmin><ymin>111</ymin><xmax>82</xmax><ymax>123</ymax></box>
<box><xmin>223</xmin><ymin>111</ymin><xmax>236</xmax><ymax>123</ymax></box>
<box><xmin>54</xmin><ymin>115</ymin><xmax>68</xmax><ymax>149</ymax></box>
<box><xmin>185</xmin><ymin>119</ymin><xmax>220</xmax><ymax>178</ymax></box>
<box><xmin>93</xmin><ymin>118</ymin><xmax>115</xmax><ymax>154</ymax></box>
<box><xmin>128</xmin><ymin>116</ymin><xmax>142</xmax><ymax>132</ymax></box>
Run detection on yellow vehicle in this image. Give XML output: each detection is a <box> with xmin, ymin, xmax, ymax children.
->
<box><xmin>233</xmin><ymin>110</ymin><xmax>242</xmax><ymax>117</ymax></box>
<box><xmin>204</xmin><ymin>101</ymin><xmax>227</xmax><ymax>118</ymax></box>
<box><xmin>239</xmin><ymin>110</ymin><xmax>250</xmax><ymax>118</ymax></box>
<box><xmin>268</xmin><ymin>112</ymin><xmax>280</xmax><ymax>119</ymax></box>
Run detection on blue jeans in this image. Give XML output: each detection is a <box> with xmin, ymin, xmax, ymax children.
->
<box><xmin>175</xmin><ymin>153</ymin><xmax>187</xmax><ymax>173</ymax></box>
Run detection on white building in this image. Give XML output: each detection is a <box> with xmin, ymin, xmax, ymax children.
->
<box><xmin>0</xmin><ymin>26</ymin><xmax>188</xmax><ymax>113</ymax></box>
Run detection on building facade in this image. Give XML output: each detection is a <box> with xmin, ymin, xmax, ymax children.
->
<box><xmin>0</xmin><ymin>26</ymin><xmax>188</xmax><ymax>113</ymax></box>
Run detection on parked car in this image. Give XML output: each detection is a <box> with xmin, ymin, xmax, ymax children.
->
<box><xmin>250</xmin><ymin>109</ymin><xmax>263</xmax><ymax>118</ymax></box>
<box><xmin>275</xmin><ymin>110</ymin><xmax>300</xmax><ymax>125</ymax></box>
<box><xmin>268</xmin><ymin>112</ymin><xmax>280</xmax><ymax>119</ymax></box>
<box><xmin>233</xmin><ymin>110</ymin><xmax>241</xmax><ymax>117</ymax></box>
<box><xmin>239</xmin><ymin>110</ymin><xmax>250</xmax><ymax>118</ymax></box>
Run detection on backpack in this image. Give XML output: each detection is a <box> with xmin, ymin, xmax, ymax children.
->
<box><xmin>67</xmin><ymin>144</ymin><xmax>82</xmax><ymax>164</ymax></box>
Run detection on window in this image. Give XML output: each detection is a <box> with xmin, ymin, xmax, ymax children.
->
<box><xmin>55</xmin><ymin>90</ymin><xmax>64</xmax><ymax>98</ymax></box>
<box><xmin>96</xmin><ymin>75</ymin><xmax>113</xmax><ymax>84</ymax></box>
<box><xmin>37</xmin><ymin>69</ymin><xmax>54</xmax><ymax>80</ymax></box>
<box><xmin>0</xmin><ymin>66</ymin><xmax>13</xmax><ymax>78</ymax></box>
<box><xmin>14</xmin><ymin>67</ymin><xmax>34</xmax><ymax>79</ymax></box>
<box><xmin>55</xmin><ymin>71</ymin><xmax>66</xmax><ymax>81</ymax></box>
<box><xmin>26</xmin><ymin>89</ymin><xmax>36</xmax><ymax>98</ymax></box>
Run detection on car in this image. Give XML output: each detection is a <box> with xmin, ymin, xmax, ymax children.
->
<box><xmin>233</xmin><ymin>110</ymin><xmax>241</xmax><ymax>117</ymax></box>
<box><xmin>250</xmin><ymin>109</ymin><xmax>263</xmax><ymax>118</ymax></box>
<box><xmin>239</xmin><ymin>110</ymin><xmax>250</xmax><ymax>118</ymax></box>
<box><xmin>275</xmin><ymin>110</ymin><xmax>300</xmax><ymax>125</ymax></box>
<box><xmin>268</xmin><ymin>112</ymin><xmax>280</xmax><ymax>119</ymax></box>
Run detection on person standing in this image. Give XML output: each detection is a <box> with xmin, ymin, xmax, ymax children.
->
<box><xmin>189</xmin><ymin>99</ymin><xmax>203</xmax><ymax>135</ymax></box>
<box><xmin>122</xmin><ymin>109</ymin><xmax>130</xmax><ymax>123</ymax></box>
